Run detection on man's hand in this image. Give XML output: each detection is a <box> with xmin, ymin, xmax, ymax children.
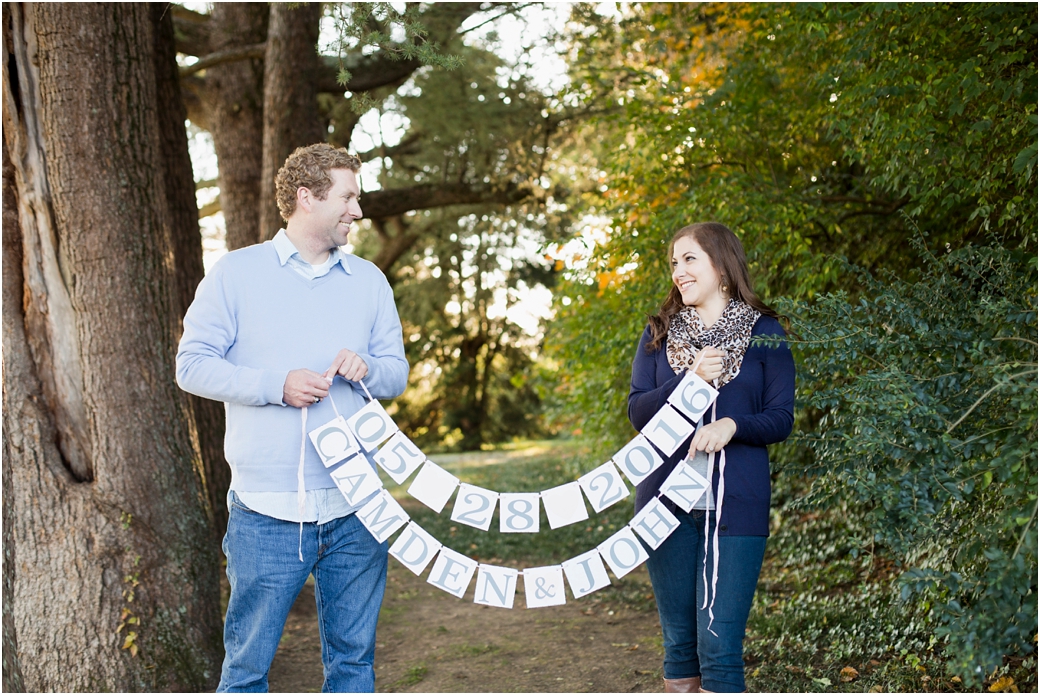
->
<box><xmin>694</xmin><ymin>347</ymin><xmax>726</xmax><ymax>383</ymax></box>
<box><xmin>689</xmin><ymin>417</ymin><xmax>737</xmax><ymax>455</ymax></box>
<box><xmin>324</xmin><ymin>349</ymin><xmax>369</xmax><ymax>382</ymax></box>
<box><xmin>283</xmin><ymin>369</ymin><xmax>331</xmax><ymax>408</ymax></box>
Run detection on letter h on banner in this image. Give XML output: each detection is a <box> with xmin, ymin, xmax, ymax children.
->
<box><xmin>630</xmin><ymin>497</ymin><xmax>680</xmax><ymax>550</ymax></box>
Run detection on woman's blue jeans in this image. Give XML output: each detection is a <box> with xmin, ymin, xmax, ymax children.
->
<box><xmin>644</xmin><ymin>508</ymin><xmax>766</xmax><ymax>692</ymax></box>
<box><xmin>218</xmin><ymin>493</ymin><xmax>388</xmax><ymax>692</ymax></box>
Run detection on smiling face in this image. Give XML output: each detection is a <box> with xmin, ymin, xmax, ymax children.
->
<box><xmin>305</xmin><ymin>168</ymin><xmax>363</xmax><ymax>250</ymax></box>
<box><xmin>671</xmin><ymin>235</ymin><xmax>726</xmax><ymax>308</ymax></box>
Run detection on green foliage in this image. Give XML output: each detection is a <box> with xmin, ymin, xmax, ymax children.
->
<box><xmin>784</xmin><ymin>242</ymin><xmax>1037</xmax><ymax>683</ymax></box>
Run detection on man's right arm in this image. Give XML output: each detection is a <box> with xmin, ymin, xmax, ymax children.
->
<box><xmin>176</xmin><ymin>263</ymin><xmax>288</xmax><ymax>406</ymax></box>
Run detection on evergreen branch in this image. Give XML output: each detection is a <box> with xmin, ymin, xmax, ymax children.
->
<box><xmin>945</xmin><ymin>369</ymin><xmax>1039</xmax><ymax>434</ymax></box>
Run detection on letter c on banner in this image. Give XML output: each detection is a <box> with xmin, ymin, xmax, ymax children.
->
<box><xmin>315</xmin><ymin>426</ymin><xmax>349</xmax><ymax>462</ymax></box>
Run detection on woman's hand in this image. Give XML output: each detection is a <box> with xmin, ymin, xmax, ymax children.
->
<box><xmin>689</xmin><ymin>417</ymin><xmax>737</xmax><ymax>455</ymax></box>
<box><xmin>694</xmin><ymin>347</ymin><xmax>726</xmax><ymax>382</ymax></box>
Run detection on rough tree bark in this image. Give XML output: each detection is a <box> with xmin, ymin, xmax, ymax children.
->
<box><xmin>259</xmin><ymin>2</ymin><xmax>325</xmax><ymax>242</ymax></box>
<box><xmin>152</xmin><ymin>3</ymin><xmax>228</xmax><ymax>537</ymax></box>
<box><xmin>206</xmin><ymin>2</ymin><xmax>267</xmax><ymax>251</ymax></box>
<box><xmin>2</xmin><ymin>4</ymin><xmax>221</xmax><ymax>690</ymax></box>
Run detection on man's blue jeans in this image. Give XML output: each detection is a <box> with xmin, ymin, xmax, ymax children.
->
<box><xmin>644</xmin><ymin>508</ymin><xmax>766</xmax><ymax>692</ymax></box>
<box><xmin>218</xmin><ymin>493</ymin><xmax>388</xmax><ymax>692</ymax></box>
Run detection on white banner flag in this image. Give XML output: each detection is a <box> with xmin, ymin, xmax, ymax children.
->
<box><xmin>667</xmin><ymin>371</ymin><xmax>718</xmax><ymax>424</ymax></box>
<box><xmin>499</xmin><ymin>493</ymin><xmax>540</xmax><ymax>534</ymax></box>
<box><xmin>427</xmin><ymin>547</ymin><xmax>478</xmax><ymax>598</ymax></box>
<box><xmin>450</xmin><ymin>483</ymin><xmax>498</xmax><ymax>531</ymax></box>
<box><xmin>357</xmin><ymin>490</ymin><xmax>409</xmax><ymax>543</ymax></box>
<box><xmin>523</xmin><ymin>566</ymin><xmax>566</xmax><ymax>608</ymax></box>
<box><xmin>541</xmin><ymin>482</ymin><xmax>589</xmax><ymax>529</ymax></box>
<box><xmin>374</xmin><ymin>431</ymin><xmax>425</xmax><ymax>484</ymax></box>
<box><xmin>562</xmin><ymin>549</ymin><xmax>611</xmax><ymax>599</ymax></box>
<box><xmin>578</xmin><ymin>461</ymin><xmax>630</xmax><ymax>513</ymax></box>
<box><xmin>389</xmin><ymin>522</ymin><xmax>442</xmax><ymax>576</ymax></box>
<box><xmin>642</xmin><ymin>404</ymin><xmax>696</xmax><ymax>457</ymax></box>
<box><xmin>308</xmin><ymin>416</ymin><xmax>361</xmax><ymax>467</ymax></box>
<box><xmin>346</xmin><ymin>400</ymin><xmax>399</xmax><ymax>452</ymax></box>
<box><xmin>612</xmin><ymin>434</ymin><xmax>664</xmax><ymax>486</ymax></box>
<box><xmin>474</xmin><ymin>565</ymin><xmax>519</xmax><ymax>609</ymax></box>
<box><xmin>408</xmin><ymin>460</ymin><xmax>460</xmax><ymax>513</ymax></box>
<box><xmin>597</xmin><ymin>527</ymin><xmax>649</xmax><ymax>579</ymax></box>
<box><xmin>659</xmin><ymin>460</ymin><xmax>710</xmax><ymax>512</ymax></box>
<box><xmin>630</xmin><ymin>497</ymin><xmax>680</xmax><ymax>550</ymax></box>
<box><xmin>330</xmin><ymin>457</ymin><xmax>383</xmax><ymax>507</ymax></box>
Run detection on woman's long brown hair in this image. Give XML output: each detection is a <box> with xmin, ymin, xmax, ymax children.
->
<box><xmin>646</xmin><ymin>222</ymin><xmax>782</xmax><ymax>352</ymax></box>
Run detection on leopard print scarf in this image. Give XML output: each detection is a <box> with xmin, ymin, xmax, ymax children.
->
<box><xmin>666</xmin><ymin>299</ymin><xmax>761</xmax><ymax>386</ymax></box>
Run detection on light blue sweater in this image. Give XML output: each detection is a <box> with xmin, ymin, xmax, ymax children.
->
<box><xmin>176</xmin><ymin>240</ymin><xmax>409</xmax><ymax>493</ymax></box>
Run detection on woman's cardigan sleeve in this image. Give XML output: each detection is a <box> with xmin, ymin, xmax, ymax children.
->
<box><xmin>729</xmin><ymin>324</ymin><xmax>795</xmax><ymax>446</ymax></box>
<box><xmin>628</xmin><ymin>327</ymin><xmax>684</xmax><ymax>431</ymax></box>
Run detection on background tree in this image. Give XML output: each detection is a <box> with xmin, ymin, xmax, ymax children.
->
<box><xmin>3</xmin><ymin>3</ymin><xmax>221</xmax><ymax>690</ymax></box>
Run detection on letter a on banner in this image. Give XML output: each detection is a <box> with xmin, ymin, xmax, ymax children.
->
<box><xmin>374</xmin><ymin>431</ymin><xmax>425</xmax><ymax>484</ymax></box>
<box><xmin>474</xmin><ymin>565</ymin><xmax>519</xmax><ymax>609</ymax></box>
<box><xmin>667</xmin><ymin>371</ymin><xmax>719</xmax><ymax>424</ymax></box>
<box><xmin>630</xmin><ymin>497</ymin><xmax>680</xmax><ymax>550</ymax></box>
<box><xmin>427</xmin><ymin>547</ymin><xmax>478</xmax><ymax>598</ymax></box>
<box><xmin>642</xmin><ymin>404</ymin><xmax>696</xmax><ymax>456</ymax></box>
<box><xmin>597</xmin><ymin>527</ymin><xmax>649</xmax><ymax>579</ymax></box>
<box><xmin>346</xmin><ymin>400</ymin><xmax>399</xmax><ymax>452</ymax></box>
<box><xmin>612</xmin><ymin>434</ymin><xmax>664</xmax><ymax>486</ymax></box>
<box><xmin>389</xmin><ymin>522</ymin><xmax>442</xmax><ymax>576</ymax></box>
<box><xmin>308</xmin><ymin>416</ymin><xmax>361</xmax><ymax>467</ymax></box>
<box><xmin>523</xmin><ymin>566</ymin><xmax>566</xmax><ymax>608</ymax></box>
<box><xmin>562</xmin><ymin>549</ymin><xmax>611</xmax><ymax>599</ymax></box>
<box><xmin>330</xmin><ymin>457</ymin><xmax>383</xmax><ymax>507</ymax></box>
<box><xmin>357</xmin><ymin>490</ymin><xmax>409</xmax><ymax>543</ymax></box>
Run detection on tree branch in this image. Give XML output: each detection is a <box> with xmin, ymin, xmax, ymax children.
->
<box><xmin>172</xmin><ymin>5</ymin><xmax>211</xmax><ymax>57</ymax></box>
<box><xmin>180</xmin><ymin>42</ymin><xmax>266</xmax><ymax>77</ymax></box>
<box><xmin>362</xmin><ymin>181</ymin><xmax>532</xmax><ymax>221</ymax></box>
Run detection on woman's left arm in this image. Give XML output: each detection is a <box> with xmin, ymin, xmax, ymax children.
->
<box><xmin>728</xmin><ymin>334</ymin><xmax>796</xmax><ymax>447</ymax></box>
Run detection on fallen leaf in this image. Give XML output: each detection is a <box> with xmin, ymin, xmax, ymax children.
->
<box><xmin>951</xmin><ymin>676</ymin><xmax>963</xmax><ymax>684</ymax></box>
<box><xmin>989</xmin><ymin>677</ymin><xmax>1017</xmax><ymax>693</ymax></box>
<box><xmin>626</xmin><ymin>644</ymin><xmax>639</xmax><ymax>651</ymax></box>
<box><xmin>840</xmin><ymin>666</ymin><xmax>859</xmax><ymax>682</ymax></box>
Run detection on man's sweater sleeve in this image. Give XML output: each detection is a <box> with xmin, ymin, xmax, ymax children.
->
<box><xmin>729</xmin><ymin>324</ymin><xmax>795</xmax><ymax>446</ymax></box>
<box><xmin>176</xmin><ymin>263</ymin><xmax>288</xmax><ymax>406</ymax></box>
<box><xmin>628</xmin><ymin>327</ymin><xmax>684</xmax><ymax>431</ymax></box>
<box><xmin>355</xmin><ymin>275</ymin><xmax>409</xmax><ymax>400</ymax></box>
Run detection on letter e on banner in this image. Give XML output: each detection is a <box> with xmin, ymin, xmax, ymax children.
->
<box><xmin>499</xmin><ymin>493</ymin><xmax>540</xmax><ymax>534</ymax></box>
<box><xmin>562</xmin><ymin>549</ymin><xmax>611</xmax><ymax>599</ymax></box>
<box><xmin>642</xmin><ymin>404</ymin><xmax>696</xmax><ymax>456</ymax></box>
<box><xmin>578</xmin><ymin>461</ymin><xmax>630</xmax><ymax>513</ymax></box>
<box><xmin>612</xmin><ymin>434</ymin><xmax>664</xmax><ymax>486</ymax></box>
<box><xmin>329</xmin><ymin>457</ymin><xmax>383</xmax><ymax>507</ymax></box>
<box><xmin>474</xmin><ymin>565</ymin><xmax>519</xmax><ymax>609</ymax></box>
<box><xmin>357</xmin><ymin>490</ymin><xmax>409</xmax><ymax>543</ymax></box>
<box><xmin>597</xmin><ymin>527</ymin><xmax>649</xmax><ymax>579</ymax></box>
<box><xmin>659</xmin><ymin>460</ymin><xmax>709</xmax><ymax>512</ymax></box>
<box><xmin>308</xmin><ymin>416</ymin><xmax>361</xmax><ymax>467</ymax></box>
<box><xmin>450</xmin><ymin>483</ymin><xmax>498</xmax><ymax>531</ymax></box>
<box><xmin>667</xmin><ymin>371</ymin><xmax>718</xmax><ymax>424</ymax></box>
<box><xmin>389</xmin><ymin>522</ymin><xmax>442</xmax><ymax>576</ymax></box>
<box><xmin>346</xmin><ymin>400</ymin><xmax>399</xmax><ymax>452</ymax></box>
<box><xmin>374</xmin><ymin>431</ymin><xmax>425</xmax><ymax>484</ymax></box>
<box><xmin>427</xmin><ymin>547</ymin><xmax>478</xmax><ymax>598</ymax></box>
<box><xmin>630</xmin><ymin>497</ymin><xmax>680</xmax><ymax>550</ymax></box>
<box><xmin>523</xmin><ymin>566</ymin><xmax>566</xmax><ymax>608</ymax></box>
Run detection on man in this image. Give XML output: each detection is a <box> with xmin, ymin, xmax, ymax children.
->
<box><xmin>177</xmin><ymin>143</ymin><xmax>408</xmax><ymax>692</ymax></box>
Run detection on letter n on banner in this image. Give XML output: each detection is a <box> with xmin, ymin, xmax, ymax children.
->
<box><xmin>474</xmin><ymin>565</ymin><xmax>519</xmax><ymax>609</ymax></box>
<box><xmin>612</xmin><ymin>435</ymin><xmax>664</xmax><ymax>486</ymax></box>
<box><xmin>659</xmin><ymin>460</ymin><xmax>709</xmax><ymax>512</ymax></box>
<box><xmin>357</xmin><ymin>490</ymin><xmax>409</xmax><ymax>543</ymax></box>
<box><xmin>667</xmin><ymin>371</ymin><xmax>718</xmax><ymax>424</ymax></box>
<box><xmin>562</xmin><ymin>549</ymin><xmax>611</xmax><ymax>599</ymax></box>
<box><xmin>347</xmin><ymin>400</ymin><xmax>399</xmax><ymax>452</ymax></box>
<box><xmin>427</xmin><ymin>547</ymin><xmax>478</xmax><ymax>598</ymax></box>
<box><xmin>523</xmin><ymin>566</ymin><xmax>566</xmax><ymax>608</ymax></box>
<box><xmin>630</xmin><ymin>498</ymin><xmax>680</xmax><ymax>550</ymax></box>
<box><xmin>389</xmin><ymin>522</ymin><xmax>442</xmax><ymax>576</ymax></box>
<box><xmin>597</xmin><ymin>527</ymin><xmax>649</xmax><ymax>579</ymax></box>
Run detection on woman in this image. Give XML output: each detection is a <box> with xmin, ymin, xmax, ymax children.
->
<box><xmin>628</xmin><ymin>222</ymin><xmax>795</xmax><ymax>693</ymax></box>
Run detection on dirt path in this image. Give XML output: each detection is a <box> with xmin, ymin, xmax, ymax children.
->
<box><xmin>268</xmin><ymin>560</ymin><xmax>664</xmax><ymax>693</ymax></box>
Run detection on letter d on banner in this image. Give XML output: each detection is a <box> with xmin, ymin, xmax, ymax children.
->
<box><xmin>389</xmin><ymin>522</ymin><xmax>442</xmax><ymax>576</ymax></box>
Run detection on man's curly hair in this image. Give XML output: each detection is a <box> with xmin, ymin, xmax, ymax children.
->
<box><xmin>275</xmin><ymin>144</ymin><xmax>362</xmax><ymax>221</ymax></box>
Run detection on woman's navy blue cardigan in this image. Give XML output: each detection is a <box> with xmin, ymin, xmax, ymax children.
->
<box><xmin>627</xmin><ymin>315</ymin><xmax>795</xmax><ymax>537</ymax></box>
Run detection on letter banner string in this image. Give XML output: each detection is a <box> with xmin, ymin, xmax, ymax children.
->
<box><xmin>305</xmin><ymin>372</ymin><xmax>719</xmax><ymax>609</ymax></box>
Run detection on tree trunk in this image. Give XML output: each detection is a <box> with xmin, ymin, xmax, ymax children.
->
<box><xmin>151</xmin><ymin>3</ymin><xmax>229</xmax><ymax>538</ymax></box>
<box><xmin>207</xmin><ymin>2</ymin><xmax>267</xmax><ymax>250</ymax></box>
<box><xmin>260</xmin><ymin>2</ymin><xmax>325</xmax><ymax>243</ymax></box>
<box><xmin>2</xmin><ymin>4</ymin><xmax>221</xmax><ymax>690</ymax></box>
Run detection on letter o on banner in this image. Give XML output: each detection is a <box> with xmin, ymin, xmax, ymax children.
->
<box><xmin>597</xmin><ymin>527</ymin><xmax>649</xmax><ymax>579</ymax></box>
<box><xmin>347</xmin><ymin>401</ymin><xmax>399</xmax><ymax>452</ymax></box>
